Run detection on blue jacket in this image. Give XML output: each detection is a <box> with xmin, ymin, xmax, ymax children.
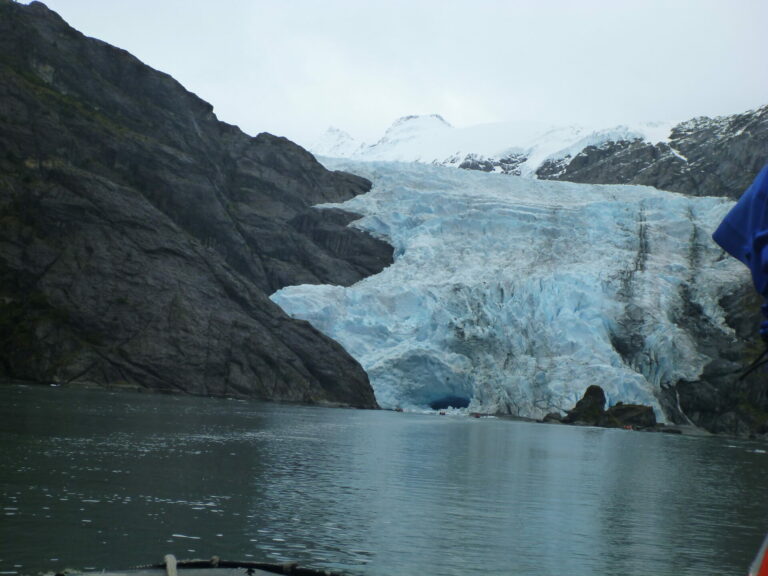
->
<box><xmin>713</xmin><ymin>165</ymin><xmax>768</xmax><ymax>335</ymax></box>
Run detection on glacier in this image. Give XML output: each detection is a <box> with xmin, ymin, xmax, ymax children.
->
<box><xmin>270</xmin><ymin>160</ymin><xmax>745</xmax><ymax>420</ymax></box>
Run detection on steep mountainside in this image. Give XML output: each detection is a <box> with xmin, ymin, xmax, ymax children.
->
<box><xmin>0</xmin><ymin>0</ymin><xmax>392</xmax><ymax>406</ymax></box>
<box><xmin>538</xmin><ymin>106</ymin><xmax>768</xmax><ymax>199</ymax></box>
<box><xmin>312</xmin><ymin>108</ymin><xmax>768</xmax><ymax>199</ymax></box>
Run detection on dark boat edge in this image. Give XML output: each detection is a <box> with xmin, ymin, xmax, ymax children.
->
<box><xmin>56</xmin><ymin>554</ymin><xmax>355</xmax><ymax>576</ymax></box>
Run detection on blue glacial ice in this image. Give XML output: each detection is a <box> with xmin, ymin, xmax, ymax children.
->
<box><xmin>271</xmin><ymin>160</ymin><xmax>745</xmax><ymax>420</ymax></box>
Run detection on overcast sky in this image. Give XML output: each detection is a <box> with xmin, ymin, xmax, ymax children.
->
<box><xmin>34</xmin><ymin>0</ymin><xmax>768</xmax><ymax>146</ymax></box>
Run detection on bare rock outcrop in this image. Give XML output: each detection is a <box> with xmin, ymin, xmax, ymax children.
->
<box><xmin>0</xmin><ymin>0</ymin><xmax>393</xmax><ymax>407</ymax></box>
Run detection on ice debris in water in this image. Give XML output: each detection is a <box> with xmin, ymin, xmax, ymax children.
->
<box><xmin>271</xmin><ymin>159</ymin><xmax>744</xmax><ymax>420</ymax></box>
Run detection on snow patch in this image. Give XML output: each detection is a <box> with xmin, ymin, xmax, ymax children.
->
<box><xmin>307</xmin><ymin>115</ymin><xmax>676</xmax><ymax>177</ymax></box>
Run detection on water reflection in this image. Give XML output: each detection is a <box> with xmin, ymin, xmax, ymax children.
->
<box><xmin>1</xmin><ymin>384</ymin><xmax>767</xmax><ymax>576</ymax></box>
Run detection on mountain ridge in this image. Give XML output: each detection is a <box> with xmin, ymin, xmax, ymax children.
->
<box><xmin>311</xmin><ymin>106</ymin><xmax>768</xmax><ymax>198</ymax></box>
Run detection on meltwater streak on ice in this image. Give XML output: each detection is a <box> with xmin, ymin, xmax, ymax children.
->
<box><xmin>270</xmin><ymin>161</ymin><xmax>744</xmax><ymax>419</ymax></box>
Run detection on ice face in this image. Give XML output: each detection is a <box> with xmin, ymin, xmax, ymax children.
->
<box><xmin>270</xmin><ymin>160</ymin><xmax>744</xmax><ymax>420</ymax></box>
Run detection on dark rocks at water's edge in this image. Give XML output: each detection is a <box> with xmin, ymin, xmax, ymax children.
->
<box><xmin>545</xmin><ymin>385</ymin><xmax>658</xmax><ymax>431</ymax></box>
<box><xmin>536</xmin><ymin>244</ymin><xmax>768</xmax><ymax>441</ymax></box>
<box><xmin>0</xmin><ymin>1</ymin><xmax>393</xmax><ymax>407</ymax></box>
<box><xmin>657</xmin><ymin>282</ymin><xmax>768</xmax><ymax>438</ymax></box>
<box><xmin>561</xmin><ymin>385</ymin><xmax>608</xmax><ymax>425</ymax></box>
<box><xmin>547</xmin><ymin>381</ymin><xmax>767</xmax><ymax>438</ymax></box>
<box><xmin>601</xmin><ymin>403</ymin><xmax>657</xmax><ymax>430</ymax></box>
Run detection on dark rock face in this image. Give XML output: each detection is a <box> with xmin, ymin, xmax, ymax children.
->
<box><xmin>457</xmin><ymin>152</ymin><xmax>528</xmax><ymax>175</ymax></box>
<box><xmin>0</xmin><ymin>0</ymin><xmax>391</xmax><ymax>407</ymax></box>
<box><xmin>536</xmin><ymin>106</ymin><xmax>768</xmax><ymax>199</ymax></box>
<box><xmin>287</xmin><ymin>208</ymin><xmax>393</xmax><ymax>282</ymax></box>
<box><xmin>561</xmin><ymin>385</ymin><xmax>657</xmax><ymax>429</ymax></box>
<box><xmin>458</xmin><ymin>154</ymin><xmax>496</xmax><ymax>173</ymax></box>
<box><xmin>601</xmin><ymin>404</ymin><xmax>656</xmax><ymax>429</ymax></box>
<box><xmin>562</xmin><ymin>385</ymin><xmax>606</xmax><ymax>425</ymax></box>
<box><xmin>659</xmin><ymin>282</ymin><xmax>768</xmax><ymax>436</ymax></box>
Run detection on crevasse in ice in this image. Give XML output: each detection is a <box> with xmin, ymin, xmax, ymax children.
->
<box><xmin>271</xmin><ymin>160</ymin><xmax>745</xmax><ymax>420</ymax></box>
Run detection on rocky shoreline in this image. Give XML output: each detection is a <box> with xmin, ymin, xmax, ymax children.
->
<box><xmin>537</xmin><ymin>384</ymin><xmax>768</xmax><ymax>439</ymax></box>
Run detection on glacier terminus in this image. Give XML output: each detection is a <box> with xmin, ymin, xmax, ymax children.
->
<box><xmin>271</xmin><ymin>159</ymin><xmax>745</xmax><ymax>421</ymax></box>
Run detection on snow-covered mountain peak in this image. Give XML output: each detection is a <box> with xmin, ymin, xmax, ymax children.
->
<box><xmin>309</xmin><ymin>126</ymin><xmax>364</xmax><ymax>158</ymax></box>
<box><xmin>308</xmin><ymin>104</ymin><xmax>765</xmax><ymax>198</ymax></box>
<box><xmin>308</xmin><ymin>114</ymin><xmax>678</xmax><ymax>176</ymax></box>
<box><xmin>370</xmin><ymin>114</ymin><xmax>452</xmax><ymax>150</ymax></box>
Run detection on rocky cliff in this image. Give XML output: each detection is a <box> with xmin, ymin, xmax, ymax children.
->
<box><xmin>536</xmin><ymin>106</ymin><xmax>768</xmax><ymax>199</ymax></box>
<box><xmin>0</xmin><ymin>0</ymin><xmax>392</xmax><ymax>407</ymax></box>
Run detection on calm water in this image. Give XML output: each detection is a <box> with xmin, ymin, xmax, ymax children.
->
<box><xmin>1</xmin><ymin>385</ymin><xmax>767</xmax><ymax>576</ymax></box>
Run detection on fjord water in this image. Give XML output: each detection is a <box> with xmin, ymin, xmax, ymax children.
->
<box><xmin>1</xmin><ymin>385</ymin><xmax>767</xmax><ymax>576</ymax></box>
